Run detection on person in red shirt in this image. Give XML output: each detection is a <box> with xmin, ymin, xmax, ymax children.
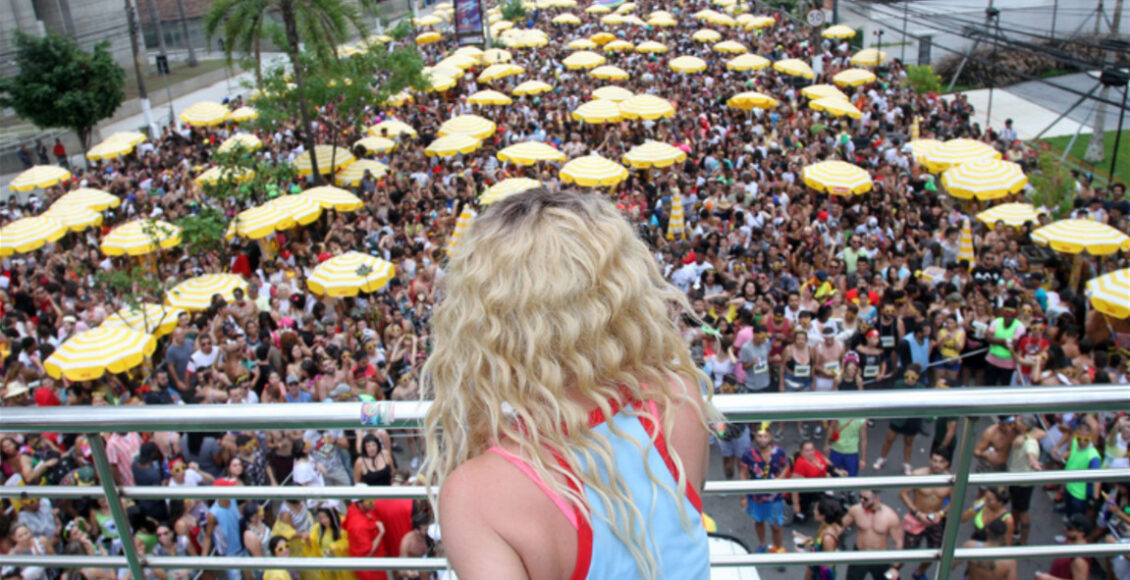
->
<box><xmin>342</xmin><ymin>494</ymin><xmax>388</xmax><ymax>580</ymax></box>
<box><xmin>1012</xmin><ymin>317</ymin><xmax>1051</xmax><ymax>385</ymax></box>
<box><xmin>790</xmin><ymin>440</ymin><xmax>836</xmax><ymax>522</ymax></box>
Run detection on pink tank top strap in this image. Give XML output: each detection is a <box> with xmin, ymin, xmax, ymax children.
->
<box><xmin>487</xmin><ymin>446</ymin><xmax>579</xmax><ymax>529</ymax></box>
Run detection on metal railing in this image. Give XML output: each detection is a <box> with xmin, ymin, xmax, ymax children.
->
<box><xmin>3</xmin><ymin>385</ymin><xmax>1129</xmax><ymax>579</ymax></box>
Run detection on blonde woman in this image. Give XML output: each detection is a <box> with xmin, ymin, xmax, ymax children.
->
<box><xmin>423</xmin><ymin>188</ymin><xmax>713</xmax><ymax>579</ymax></box>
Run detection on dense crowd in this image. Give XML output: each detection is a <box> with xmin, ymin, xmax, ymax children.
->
<box><xmin>1</xmin><ymin>0</ymin><xmax>1129</xmax><ymax>578</ymax></box>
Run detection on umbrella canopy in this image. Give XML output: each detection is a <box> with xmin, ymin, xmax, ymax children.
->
<box><xmin>302</xmin><ymin>186</ymin><xmax>364</xmax><ymax>212</ymax></box>
<box><xmin>568</xmin><ymin>38</ymin><xmax>598</xmax><ymax>50</ymax></box>
<box><xmin>604</xmin><ymin>39</ymin><xmax>635</xmax><ymax>52</ymax></box>
<box><xmin>727</xmin><ymin>91</ymin><xmax>779</xmax><ymax>110</ymax></box>
<box><xmin>745</xmin><ymin>15</ymin><xmax>776</xmax><ymax>29</ymax></box>
<box><xmin>196</xmin><ymin>166</ymin><xmax>255</xmax><ymax>185</ymax></box>
<box><xmin>727</xmin><ymin>53</ymin><xmax>771</xmax><ymax>71</ymax></box>
<box><xmin>448</xmin><ymin>207</ymin><xmax>478</xmax><ymax>253</ymax></box>
<box><xmin>704</xmin><ymin>12</ymin><xmax>736</xmax><ymax>26</ymax></box>
<box><xmin>976</xmin><ymin>203</ymin><xmax>1042</xmax><ymax>227</ymax></box>
<box><xmin>941</xmin><ymin>159</ymin><xmax>1027</xmax><ymax>200</ymax></box>
<box><xmin>268</xmin><ymin>194</ymin><xmax>324</xmax><ymax>225</ymax></box>
<box><xmin>9</xmin><ymin>165</ymin><xmax>71</xmax><ymax>192</ymax></box>
<box><xmin>100</xmin><ymin>219</ymin><xmax>181</xmax><ymax>256</ymax></box>
<box><xmin>667</xmin><ymin>192</ymin><xmax>685</xmax><ymax>240</ymax></box>
<box><xmin>497</xmin><ymin>141</ymin><xmax>567</xmax><ymax>165</ymax></box>
<box><xmin>86</xmin><ymin>138</ymin><xmax>136</xmax><ymax>161</ymax></box>
<box><xmin>228</xmin><ymin>203</ymin><xmax>295</xmax><ymax>240</ymax></box>
<box><xmin>635</xmin><ymin>40</ymin><xmax>669</xmax><ymax>53</ymax></box>
<box><xmin>53</xmin><ymin>188</ymin><xmax>120</xmax><ymax>212</ymax></box>
<box><xmin>563</xmin><ymin>50</ymin><xmax>607</xmax><ymax>69</ymax></box>
<box><xmin>307</xmin><ymin>252</ymin><xmax>396</xmax><ymax>297</ymax></box>
<box><xmin>553</xmin><ymin>12</ymin><xmax>582</xmax><ymax>24</ymax></box>
<box><xmin>958</xmin><ymin>219</ymin><xmax>975</xmax><ymax>265</ymax></box>
<box><xmin>425</xmin><ymin>73</ymin><xmax>458</xmax><ymax>93</ymax></box>
<box><xmin>416</xmin><ymin>31</ymin><xmax>442</xmax><ymax>45</ymax></box>
<box><xmin>802</xmin><ymin>84</ymin><xmax>849</xmax><ymax>101</ymax></box>
<box><xmin>809</xmin><ymin>97</ymin><xmax>863</xmax><ymax>119</ymax></box>
<box><xmin>42</xmin><ymin>204</ymin><xmax>102</xmax><ymax>232</ymax></box>
<box><xmin>482</xmin><ymin>48</ymin><xmax>513</xmax><ymax>63</ymax></box>
<box><xmin>334</xmin><ymin>159</ymin><xmax>389</xmax><ymax>187</ymax></box>
<box><xmin>1031</xmin><ymin>219</ymin><xmax>1130</xmax><ymax>255</ymax></box>
<box><xmin>560</xmin><ymin>155</ymin><xmax>629</xmax><ymax>187</ymax></box>
<box><xmin>692</xmin><ymin>29</ymin><xmax>722</xmax><ymax>43</ymax></box>
<box><xmin>586</xmin><ymin>4</ymin><xmax>611</xmax><ymax>13</ymax></box>
<box><xmin>647</xmin><ymin>16</ymin><xmax>677</xmax><ymax>26</ymax></box>
<box><xmin>294</xmin><ymin>145</ymin><xmax>355</xmax><ymax>176</ymax></box>
<box><xmin>166</xmin><ymin>274</ymin><xmax>249</xmax><ymax>311</ymax></box>
<box><xmin>851</xmin><ymin>48</ymin><xmax>888</xmax><ymax>66</ymax></box>
<box><xmin>102</xmin><ymin>303</ymin><xmax>186</xmax><ymax>337</ymax></box>
<box><xmin>228</xmin><ymin>106</ymin><xmax>259</xmax><ymax>123</ymax></box>
<box><xmin>832</xmin><ymin>68</ymin><xmax>877</xmax><ymax>87</ymax></box>
<box><xmin>822</xmin><ymin>24</ymin><xmax>855</xmax><ymax>38</ymax></box>
<box><xmin>572</xmin><ymin>99</ymin><xmax>624</xmax><ymax>123</ymax></box>
<box><xmin>218</xmin><ymin>133</ymin><xmax>263</xmax><ymax>153</ymax></box>
<box><xmin>802</xmin><ymin>160</ymin><xmax>873</xmax><ymax>195</ymax></box>
<box><xmin>481</xmin><ymin>178</ymin><xmax>542</xmax><ymax>205</ymax></box>
<box><xmin>370</xmin><ymin>119</ymin><xmax>417</xmax><ymax>138</ymax></box>
<box><xmin>353</xmin><ymin>136</ymin><xmax>397</xmax><ymax>154</ymax></box>
<box><xmin>103</xmin><ymin>131</ymin><xmax>147</xmax><ymax>146</ymax></box>
<box><xmin>773</xmin><ymin>58</ymin><xmax>815</xmax><ymax>79</ymax></box>
<box><xmin>383</xmin><ymin>91</ymin><xmax>413</xmax><ymax>107</ymax></box>
<box><xmin>180</xmin><ymin>101</ymin><xmax>230</xmax><ymax>126</ymax></box>
<box><xmin>622</xmin><ymin>141</ymin><xmax>687</xmax><ymax>169</ymax></box>
<box><xmin>908</xmin><ymin>139</ymin><xmax>943</xmax><ymax>165</ymax></box>
<box><xmin>467</xmin><ymin>89</ymin><xmax>514</xmax><ymax>106</ymax></box>
<box><xmin>590</xmin><ymin>65</ymin><xmax>630</xmax><ymax>80</ymax></box>
<box><xmin>512</xmin><ymin>80</ymin><xmax>554</xmax><ymax>95</ymax></box>
<box><xmin>713</xmin><ymin>40</ymin><xmax>748</xmax><ymax>53</ymax></box>
<box><xmin>439</xmin><ymin>115</ymin><xmax>497</xmax><ymax>140</ymax></box>
<box><xmin>619</xmin><ymin>94</ymin><xmax>675</xmax><ymax>119</ymax></box>
<box><xmin>590</xmin><ymin>32</ymin><xmax>617</xmax><ymax>44</ymax></box>
<box><xmin>479</xmin><ymin>63</ymin><xmax>525</xmax><ymax>83</ymax></box>
<box><xmin>0</xmin><ymin>216</ymin><xmax>67</xmax><ymax>256</ymax></box>
<box><xmin>415</xmin><ymin>14</ymin><xmax>442</xmax><ymax>26</ymax></box>
<box><xmin>669</xmin><ymin>55</ymin><xmax>708</xmax><ymax>73</ymax></box>
<box><xmin>425</xmin><ymin>135</ymin><xmax>482</xmax><ymax>157</ymax></box>
<box><xmin>924</xmin><ymin>139</ymin><xmax>1001</xmax><ymax>173</ymax></box>
<box><xmin>1087</xmin><ymin>268</ymin><xmax>1130</xmax><ymax>318</ymax></box>
<box><xmin>45</xmin><ymin>327</ymin><xmax>157</xmax><ymax>381</ymax></box>
<box><xmin>591</xmin><ymin>85</ymin><xmax>634</xmax><ymax>101</ymax></box>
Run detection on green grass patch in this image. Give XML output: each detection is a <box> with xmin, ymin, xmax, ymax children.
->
<box><xmin>123</xmin><ymin>59</ymin><xmax>230</xmax><ymax>101</ymax></box>
<box><xmin>1040</xmin><ymin>130</ymin><xmax>1130</xmax><ymax>187</ymax></box>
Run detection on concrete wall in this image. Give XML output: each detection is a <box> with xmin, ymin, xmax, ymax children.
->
<box><xmin>0</xmin><ymin>0</ymin><xmax>133</xmax><ymax>77</ymax></box>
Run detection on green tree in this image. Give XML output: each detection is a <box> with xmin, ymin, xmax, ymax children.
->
<box><xmin>1027</xmin><ymin>152</ymin><xmax>1074</xmax><ymax>219</ymax></box>
<box><xmin>501</xmin><ymin>0</ymin><xmax>527</xmax><ymax>22</ymax></box>
<box><xmin>905</xmin><ymin>65</ymin><xmax>942</xmax><ymax>95</ymax></box>
<box><xmin>0</xmin><ymin>32</ymin><xmax>125</xmax><ymax>161</ymax></box>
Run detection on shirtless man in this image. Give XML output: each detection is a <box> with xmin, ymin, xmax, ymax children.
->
<box><xmin>900</xmin><ymin>450</ymin><xmax>954</xmax><ymax>579</ymax></box>
<box><xmin>842</xmin><ymin>489</ymin><xmax>904</xmax><ymax>580</ymax></box>
<box><xmin>973</xmin><ymin>416</ymin><xmax>1018</xmax><ymax>473</ymax></box>
<box><xmin>812</xmin><ymin>326</ymin><xmax>846</xmax><ymax>393</ymax></box>
<box><xmin>961</xmin><ymin>520</ymin><xmax>1018</xmax><ymax>580</ymax></box>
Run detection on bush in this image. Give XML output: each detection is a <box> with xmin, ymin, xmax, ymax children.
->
<box><xmin>906</xmin><ymin>65</ymin><xmax>942</xmax><ymax>94</ymax></box>
<box><xmin>1026</xmin><ymin>152</ymin><xmax>1075</xmax><ymax>219</ymax></box>
<box><xmin>500</xmin><ymin>0</ymin><xmax>526</xmax><ymax>22</ymax></box>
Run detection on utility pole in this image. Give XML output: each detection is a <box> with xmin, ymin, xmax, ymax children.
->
<box><xmin>1084</xmin><ymin>0</ymin><xmax>1122</xmax><ymax>164</ymax></box>
<box><xmin>900</xmin><ymin>0</ymin><xmax>909</xmax><ymax>62</ymax></box>
<box><xmin>125</xmin><ymin>0</ymin><xmax>157</xmax><ymax>136</ymax></box>
<box><xmin>145</xmin><ymin>0</ymin><xmax>171</xmax><ymax>73</ymax></box>
<box><xmin>985</xmin><ymin>2</ymin><xmax>1000</xmax><ymax>130</ymax></box>
<box><xmin>174</xmin><ymin>0</ymin><xmax>198</xmax><ymax>66</ymax></box>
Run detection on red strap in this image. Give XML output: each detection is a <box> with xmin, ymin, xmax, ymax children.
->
<box><xmin>637</xmin><ymin>402</ymin><xmax>704</xmax><ymax>514</ymax></box>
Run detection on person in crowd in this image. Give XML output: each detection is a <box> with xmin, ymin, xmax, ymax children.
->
<box><xmin>899</xmin><ymin>449</ymin><xmax>954</xmax><ymax>580</ymax></box>
<box><xmin>842</xmin><ymin>490</ymin><xmax>904</xmax><ymax>580</ymax></box>
<box><xmin>740</xmin><ymin>423</ymin><xmax>791</xmax><ymax>555</ymax></box>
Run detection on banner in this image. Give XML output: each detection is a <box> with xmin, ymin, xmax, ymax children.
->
<box><xmin>455</xmin><ymin>0</ymin><xmax>485</xmax><ymax>46</ymax></box>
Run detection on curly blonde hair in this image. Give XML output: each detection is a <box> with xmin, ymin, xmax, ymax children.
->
<box><xmin>422</xmin><ymin>188</ymin><xmax>711</xmax><ymax>577</ymax></box>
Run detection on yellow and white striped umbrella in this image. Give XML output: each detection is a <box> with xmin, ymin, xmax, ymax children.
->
<box><xmin>802</xmin><ymin>160</ymin><xmax>872</xmax><ymax>195</ymax></box>
<box><xmin>166</xmin><ymin>274</ymin><xmax>249</xmax><ymax>311</ymax></box>
<box><xmin>941</xmin><ymin>158</ymin><xmax>1027</xmax><ymax>200</ymax></box>
<box><xmin>692</xmin><ymin>29</ymin><xmax>723</xmax><ymax>43</ymax></box>
<box><xmin>619</xmin><ymin>94</ymin><xmax>675</xmax><ymax>119</ymax></box>
<box><xmin>196</xmin><ymin>166</ymin><xmax>255</xmax><ymax>185</ymax></box>
<box><xmin>53</xmin><ymin>188</ymin><xmax>120</xmax><ymax>211</ymax></box>
<box><xmin>383</xmin><ymin>91</ymin><xmax>413</xmax><ymax>107</ymax></box>
<box><xmin>228</xmin><ymin>203</ymin><xmax>295</xmax><ymax>240</ymax></box>
<box><xmin>478</xmin><ymin>63</ymin><xmax>525</xmax><ymax>83</ymax></box>
<box><xmin>603</xmin><ymin>39</ymin><xmax>635</xmax><ymax>52</ymax></box>
<box><xmin>563</xmin><ymin>50</ymin><xmax>607</xmax><ymax>69</ymax></box>
<box><xmin>505</xmin><ymin>29</ymin><xmax>548</xmax><ymax>48</ymax></box>
<box><xmin>425</xmin><ymin>73</ymin><xmax>458</xmax><ymax>93</ymax></box>
<box><xmin>568</xmin><ymin>38</ymin><xmax>599</xmax><ymax>50</ymax></box>
<box><xmin>559</xmin><ymin>155</ymin><xmax>629</xmax><ymax>187</ymax></box>
<box><xmin>512</xmin><ymin>80</ymin><xmax>554</xmax><ymax>95</ymax></box>
<box><xmin>425</xmin><ymin>135</ymin><xmax>482</xmax><ymax>157</ymax></box>
<box><xmin>334</xmin><ymin>159</ymin><xmax>388</xmax><ymax>187</ymax></box>
<box><xmin>302</xmin><ymin>186</ymin><xmax>364</xmax><ymax>212</ymax></box>
<box><xmin>635</xmin><ymin>40</ymin><xmax>668</xmax><ymax>53</ymax></box>
<box><xmin>370</xmin><ymin>119</ymin><xmax>417</xmax><ymax>138</ymax></box>
<box><xmin>727</xmin><ymin>53</ymin><xmax>771</xmax><ymax>71</ymax></box>
<box><xmin>623</xmin><ymin>141</ymin><xmax>687</xmax><ymax>169</ymax></box>
<box><xmin>670</xmin><ymin>55</ymin><xmax>708</xmax><ymax>73</ymax></box>
<box><xmin>851</xmin><ymin>48</ymin><xmax>888</xmax><ymax>67</ymax></box>
<box><xmin>553</xmin><ymin>12</ymin><xmax>582</xmax><ymax>24</ymax></box>
<box><xmin>269</xmin><ymin>194</ymin><xmax>323</xmax><ymax>225</ymax></box>
<box><xmin>694</xmin><ymin>8</ymin><xmax>721</xmax><ymax>20</ymax></box>
<box><xmin>614</xmin><ymin>1</ymin><xmax>635</xmax><ymax>12</ymax></box>
<box><xmin>103</xmin><ymin>304</ymin><xmax>185</xmax><ymax>337</ymax></box>
<box><xmin>650</xmin><ymin>9</ymin><xmax>674</xmax><ymax>18</ymax></box>
<box><xmin>482</xmin><ymin>48</ymin><xmax>513</xmax><ymax>63</ymax></box>
<box><xmin>713</xmin><ymin>40</ymin><xmax>748</xmax><ymax>53</ymax></box>
<box><xmin>439</xmin><ymin>115</ymin><xmax>497</xmax><ymax>140</ymax></box>
<box><xmin>976</xmin><ymin>203</ymin><xmax>1041</xmax><ymax>227</ymax></box>
<box><xmin>822</xmin><ymin>24</ymin><xmax>855</xmax><ymax>38</ymax></box>
<box><xmin>1032</xmin><ymin>219</ymin><xmax>1130</xmax><ymax>256</ymax></box>
<box><xmin>704</xmin><ymin>12</ymin><xmax>736</xmax><ymax>26</ymax></box>
<box><xmin>448</xmin><ymin>207</ymin><xmax>478</xmax><ymax>253</ymax></box>
<box><xmin>0</xmin><ymin>216</ymin><xmax>67</xmax><ymax>256</ymax></box>
<box><xmin>180</xmin><ymin>101</ymin><xmax>230</xmax><ymax>127</ymax></box>
<box><xmin>414</xmin><ymin>14</ymin><xmax>442</xmax><ymax>26</ymax></box>
<box><xmin>86</xmin><ymin>138</ymin><xmax>136</xmax><ymax>161</ymax></box>
<box><xmin>959</xmin><ymin>219</ymin><xmax>975</xmax><ymax>266</ymax></box>
<box><xmin>586</xmin><ymin>4</ymin><xmax>611</xmax><ymax>13</ymax></box>
<box><xmin>924</xmin><ymin>139</ymin><xmax>1001</xmax><ymax>173</ymax></box>
<box><xmin>590</xmin><ymin>65</ymin><xmax>630</xmax><ymax>80</ymax></box>
<box><xmin>667</xmin><ymin>192</ymin><xmax>685</xmax><ymax>240</ymax></box>
<box><xmin>773</xmin><ymin>58</ymin><xmax>815</xmax><ymax>79</ymax></box>
<box><xmin>307</xmin><ymin>252</ymin><xmax>396</xmax><ymax>297</ymax></box>
<box><xmin>42</xmin><ymin>204</ymin><xmax>102</xmax><ymax>232</ymax></box>
<box><xmin>745</xmin><ymin>15</ymin><xmax>775</xmax><ymax>29</ymax></box>
<box><xmin>802</xmin><ymin>84</ymin><xmax>849</xmax><ymax>101</ymax></box>
<box><xmin>103</xmin><ymin>131</ymin><xmax>147</xmax><ymax>146</ymax></box>
<box><xmin>481</xmin><ymin>178</ymin><xmax>541</xmax><ymax>205</ymax></box>
<box><xmin>833</xmin><ymin>68</ymin><xmax>877</xmax><ymax>87</ymax></box>
<box><xmin>416</xmin><ymin>31</ymin><xmax>442</xmax><ymax>45</ymax></box>
<box><xmin>497</xmin><ymin>141</ymin><xmax>566</xmax><ymax>165</ymax></box>
<box><xmin>9</xmin><ymin>165</ymin><xmax>71</xmax><ymax>192</ymax></box>
<box><xmin>294</xmin><ymin>145</ymin><xmax>355</xmax><ymax>176</ymax></box>
<box><xmin>353</xmin><ymin>136</ymin><xmax>397</xmax><ymax>154</ymax></box>
<box><xmin>727</xmin><ymin>91</ymin><xmax>779</xmax><ymax>110</ymax></box>
<box><xmin>810</xmin><ymin>97</ymin><xmax>863</xmax><ymax>120</ymax></box>
<box><xmin>1087</xmin><ymin>268</ymin><xmax>1130</xmax><ymax>319</ymax></box>
<box><xmin>647</xmin><ymin>16</ymin><xmax>677</xmax><ymax>27</ymax></box>
<box><xmin>467</xmin><ymin>89</ymin><xmax>514</xmax><ymax>106</ymax></box>
<box><xmin>908</xmin><ymin>139</ymin><xmax>942</xmax><ymax>166</ymax></box>
<box><xmin>100</xmin><ymin>219</ymin><xmax>181</xmax><ymax>256</ymax></box>
<box><xmin>45</xmin><ymin>327</ymin><xmax>156</xmax><ymax>381</ymax></box>
<box><xmin>218</xmin><ymin>133</ymin><xmax>263</xmax><ymax>153</ymax></box>
<box><xmin>592</xmin><ymin>85</ymin><xmax>634</xmax><ymax>101</ymax></box>
<box><xmin>572</xmin><ymin>99</ymin><xmax>624</xmax><ymax>123</ymax></box>
<box><xmin>228</xmin><ymin>106</ymin><xmax>259</xmax><ymax>123</ymax></box>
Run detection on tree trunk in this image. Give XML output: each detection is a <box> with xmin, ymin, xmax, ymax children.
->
<box><xmin>78</xmin><ymin>127</ymin><xmax>91</xmax><ymax>170</ymax></box>
<box><xmin>174</xmin><ymin>0</ymin><xmax>197</xmax><ymax>66</ymax></box>
<box><xmin>281</xmin><ymin>0</ymin><xmax>322</xmax><ymax>183</ymax></box>
<box><xmin>254</xmin><ymin>36</ymin><xmax>263</xmax><ymax>87</ymax></box>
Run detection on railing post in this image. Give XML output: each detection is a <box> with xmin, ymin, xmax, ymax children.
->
<box><xmin>89</xmin><ymin>434</ymin><xmax>148</xmax><ymax>580</ymax></box>
<box><xmin>935</xmin><ymin>417</ymin><xmax>978</xmax><ymax>579</ymax></box>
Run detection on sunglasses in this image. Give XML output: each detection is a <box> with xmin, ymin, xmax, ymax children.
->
<box><xmin>1077</xmin><ymin>436</ymin><xmax>1092</xmax><ymax>444</ymax></box>
<box><xmin>171</xmin><ymin>465</ymin><xmax>185</xmax><ymax>473</ymax></box>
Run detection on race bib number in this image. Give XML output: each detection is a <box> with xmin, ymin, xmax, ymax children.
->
<box><xmin>753</xmin><ymin>360</ymin><xmax>768</xmax><ymax>375</ymax></box>
<box><xmin>863</xmin><ymin>365</ymin><xmax>880</xmax><ymax>378</ymax></box>
<box><xmin>881</xmin><ymin>336</ymin><xmax>895</xmax><ymax>348</ymax></box>
<box><xmin>824</xmin><ymin>362</ymin><xmax>841</xmax><ymax>374</ymax></box>
<box><xmin>973</xmin><ymin>321</ymin><xmax>988</xmax><ymax>339</ymax></box>
<box><xmin>793</xmin><ymin>364</ymin><xmax>811</xmax><ymax>377</ymax></box>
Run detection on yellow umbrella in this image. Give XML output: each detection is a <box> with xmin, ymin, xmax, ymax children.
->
<box><xmin>908</xmin><ymin>139</ymin><xmax>943</xmax><ymax>166</ymax></box>
<box><xmin>416</xmin><ymin>31</ymin><xmax>443</xmax><ymax>45</ymax></box>
<box><xmin>615</xmin><ymin>2</ymin><xmax>636</xmax><ymax>13</ymax></box>
<box><xmin>9</xmin><ymin>165</ymin><xmax>71</xmax><ymax>192</ymax></box>
<box><xmin>103</xmin><ymin>131</ymin><xmax>147</xmax><ymax>146</ymax></box>
<box><xmin>590</xmin><ymin>65</ymin><xmax>630</xmax><ymax>80</ymax></box>
<box><xmin>568</xmin><ymin>38</ymin><xmax>599</xmax><ymax>50</ymax></box>
<box><xmin>647</xmin><ymin>16</ymin><xmax>677</xmax><ymax>27</ymax></box>
<box><xmin>693</xmin><ymin>8</ymin><xmax>719</xmax><ymax>19</ymax></box>
<box><xmin>667</xmin><ymin>192</ymin><xmax>685</xmax><ymax>240</ymax></box>
<box><xmin>0</xmin><ymin>216</ymin><xmax>67</xmax><ymax>256</ymax></box>
<box><xmin>52</xmin><ymin>188</ymin><xmax>120</xmax><ymax>211</ymax></box>
<box><xmin>622</xmin><ymin>141</ymin><xmax>687</xmax><ymax>169</ymax></box>
<box><xmin>269</xmin><ymin>194</ymin><xmax>324</xmax><ymax>225</ymax></box>
<box><xmin>802</xmin><ymin>160</ymin><xmax>873</xmax><ymax>195</ymax></box>
<box><xmin>976</xmin><ymin>203</ymin><xmax>1042</xmax><ymax>227</ymax></box>
<box><xmin>635</xmin><ymin>40</ymin><xmax>668</xmax><ymax>53</ymax></box>
<box><xmin>491</xmin><ymin>20</ymin><xmax>515</xmax><ymax>34</ymax></box>
<box><xmin>482</xmin><ymin>48</ymin><xmax>513</xmax><ymax>64</ymax></box>
<box><xmin>585</xmin><ymin>3</ymin><xmax>611</xmax><ymax>13</ymax></box>
<box><xmin>42</xmin><ymin>204</ymin><xmax>102</xmax><ymax>232</ymax></box>
<box><xmin>592</xmin><ymin>85</ymin><xmax>634</xmax><ymax>101</ymax></box>
<box><xmin>590</xmin><ymin>31</ymin><xmax>617</xmax><ymax>45</ymax></box>
<box><xmin>560</xmin><ymin>155</ymin><xmax>629</xmax><ymax>187</ymax></box>
<box><xmin>218</xmin><ymin>133</ymin><xmax>263</xmax><ymax>153</ymax></box>
<box><xmin>228</xmin><ymin>106</ymin><xmax>259</xmax><ymax>123</ymax></box>
<box><xmin>44</xmin><ymin>327</ymin><xmax>157</xmax><ymax>382</ymax></box>
<box><xmin>294</xmin><ymin>145</ymin><xmax>355</xmax><ymax>176</ymax></box>
<box><xmin>553</xmin><ymin>12</ymin><xmax>582</xmax><ymax>24</ymax></box>
<box><xmin>103</xmin><ymin>304</ymin><xmax>185</xmax><ymax>337</ymax></box>
<box><xmin>467</xmin><ymin>89</ymin><xmax>514</xmax><ymax>106</ymax></box>
<box><xmin>166</xmin><ymin>274</ymin><xmax>249</xmax><ymax>311</ymax></box>
<box><xmin>941</xmin><ymin>159</ymin><xmax>1027</xmax><ymax>200</ymax></box>
<box><xmin>334</xmin><ymin>159</ymin><xmax>389</xmax><ymax>187</ymax></box>
<box><xmin>370</xmin><ymin>119</ymin><xmax>416</xmax><ymax>138</ymax></box>
<box><xmin>86</xmin><ymin>139</ymin><xmax>136</xmax><ymax>161</ymax></box>
<box><xmin>228</xmin><ymin>203</ymin><xmax>295</xmax><ymax>240</ymax></box>
<box><xmin>196</xmin><ymin>166</ymin><xmax>255</xmax><ymax>186</ymax></box>
<box><xmin>619</xmin><ymin>94</ymin><xmax>675</xmax><ymax>119</ymax></box>
<box><xmin>302</xmin><ymin>186</ymin><xmax>364</xmax><ymax>212</ymax></box>
<box><xmin>552</xmin><ymin>0</ymin><xmax>577</xmax><ymax>6</ymax></box>
<box><xmin>713</xmin><ymin>40</ymin><xmax>748</xmax><ymax>53</ymax></box>
<box><xmin>809</xmin><ymin>97</ymin><xmax>863</xmax><ymax>120</ymax></box>
<box><xmin>439</xmin><ymin>115</ymin><xmax>497</xmax><ymax>140</ymax></box>
<box><xmin>307</xmin><ymin>252</ymin><xmax>396</xmax><ymax>297</ymax></box>
<box><xmin>437</xmin><ymin>55</ymin><xmax>477</xmax><ymax>71</ymax></box>
<box><xmin>1086</xmin><ymin>269</ymin><xmax>1130</xmax><ymax>318</ymax></box>
<box><xmin>773</xmin><ymin>58</ymin><xmax>815</xmax><ymax>79</ymax></box>
<box><xmin>619</xmin><ymin>14</ymin><xmax>646</xmax><ymax>26</ymax></box>
<box><xmin>833</xmin><ymin>68</ymin><xmax>877</xmax><ymax>87</ymax></box>
<box><xmin>649</xmin><ymin>10</ymin><xmax>674</xmax><ymax>18</ymax></box>
<box><xmin>744</xmin><ymin>15</ymin><xmax>775</xmax><ymax>29</ymax></box>
<box><xmin>454</xmin><ymin>46</ymin><xmax>484</xmax><ymax>59</ymax></box>
<box><xmin>604</xmin><ymin>39</ymin><xmax>635</xmax><ymax>52</ymax></box>
<box><xmin>425</xmin><ymin>73</ymin><xmax>458</xmax><ymax>93</ymax></box>
<box><xmin>822</xmin><ymin>24</ymin><xmax>855</xmax><ymax>38</ymax></box>
<box><xmin>353</xmin><ymin>136</ymin><xmax>397</xmax><ymax>154</ymax></box>
<box><xmin>669</xmin><ymin>55</ymin><xmax>708</xmax><ymax>73</ymax></box>
<box><xmin>572</xmin><ymin>99</ymin><xmax>624</xmax><ymax>123</ymax></box>
<box><xmin>448</xmin><ymin>207</ymin><xmax>477</xmax><ymax>253</ymax></box>
<box><xmin>704</xmin><ymin>12</ymin><xmax>737</xmax><ymax>26</ymax></box>
<box><xmin>727</xmin><ymin>91</ymin><xmax>779</xmax><ymax>110</ymax></box>
<box><xmin>958</xmin><ymin>219</ymin><xmax>975</xmax><ymax>266</ymax></box>
<box><xmin>414</xmin><ymin>14</ymin><xmax>442</xmax><ymax>26</ymax></box>
<box><xmin>563</xmin><ymin>50</ymin><xmax>607</xmax><ymax>69</ymax></box>
<box><xmin>425</xmin><ymin>135</ymin><xmax>482</xmax><ymax>157</ymax></box>
<box><xmin>505</xmin><ymin>29</ymin><xmax>549</xmax><ymax>48</ymax></box>
<box><xmin>727</xmin><ymin>53</ymin><xmax>771</xmax><ymax>71</ymax></box>
<box><xmin>601</xmin><ymin>14</ymin><xmax>624</xmax><ymax>25</ymax></box>
<box><xmin>924</xmin><ymin>139</ymin><xmax>1001</xmax><ymax>173</ymax></box>
<box><xmin>512</xmin><ymin>80</ymin><xmax>554</xmax><ymax>95</ymax></box>
<box><xmin>100</xmin><ymin>219</ymin><xmax>181</xmax><ymax>256</ymax></box>
<box><xmin>481</xmin><ymin>178</ymin><xmax>541</xmax><ymax>205</ymax></box>
<box><xmin>692</xmin><ymin>29</ymin><xmax>723</xmax><ymax>43</ymax></box>
<box><xmin>478</xmin><ymin>63</ymin><xmax>525</xmax><ymax>83</ymax></box>
<box><xmin>497</xmin><ymin>141</ymin><xmax>566</xmax><ymax>165</ymax></box>
<box><xmin>851</xmin><ymin>48</ymin><xmax>888</xmax><ymax>67</ymax></box>
<box><xmin>180</xmin><ymin>101</ymin><xmax>229</xmax><ymax>127</ymax></box>
<box><xmin>802</xmin><ymin>84</ymin><xmax>849</xmax><ymax>101</ymax></box>
<box><xmin>1031</xmin><ymin>219</ymin><xmax>1130</xmax><ymax>256</ymax></box>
